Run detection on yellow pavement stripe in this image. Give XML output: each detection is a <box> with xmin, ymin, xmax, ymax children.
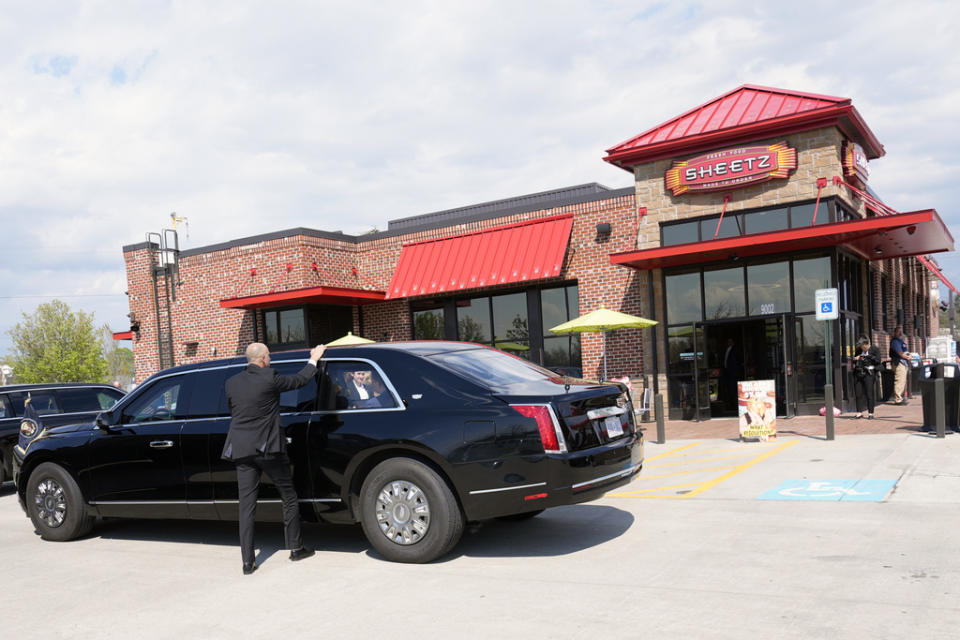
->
<box><xmin>671</xmin><ymin>444</ymin><xmax>784</xmax><ymax>457</ymax></box>
<box><xmin>644</xmin><ymin>442</ymin><xmax>701</xmax><ymax>462</ymax></box>
<box><xmin>676</xmin><ymin>439</ymin><xmax>799</xmax><ymax>499</ymax></box>
<box><xmin>638</xmin><ymin>464</ymin><xmax>740</xmax><ymax>481</ymax></box>
<box><xmin>608</xmin><ymin>481</ymin><xmax>704</xmax><ymax>497</ymax></box>
<box><xmin>609</xmin><ymin>438</ymin><xmax>800</xmax><ymax>500</ymax></box>
<box><xmin>646</xmin><ymin>452</ymin><xmax>763</xmax><ymax>469</ymax></box>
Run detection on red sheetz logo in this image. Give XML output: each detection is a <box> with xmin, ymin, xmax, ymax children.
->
<box><xmin>665</xmin><ymin>142</ymin><xmax>797</xmax><ymax>196</ymax></box>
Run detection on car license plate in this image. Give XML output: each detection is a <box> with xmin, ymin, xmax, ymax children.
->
<box><xmin>604</xmin><ymin>415</ymin><xmax>623</xmax><ymax>438</ymax></box>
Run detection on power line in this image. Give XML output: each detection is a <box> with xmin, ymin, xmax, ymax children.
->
<box><xmin>0</xmin><ymin>294</ymin><xmax>126</xmax><ymax>299</ymax></box>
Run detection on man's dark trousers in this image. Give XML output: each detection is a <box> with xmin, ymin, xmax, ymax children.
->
<box><xmin>236</xmin><ymin>453</ymin><xmax>302</xmax><ymax>565</ymax></box>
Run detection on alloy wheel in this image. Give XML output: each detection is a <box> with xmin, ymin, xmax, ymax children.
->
<box><xmin>374</xmin><ymin>480</ymin><xmax>430</xmax><ymax>545</ymax></box>
<box><xmin>34</xmin><ymin>478</ymin><xmax>67</xmax><ymax>529</ymax></box>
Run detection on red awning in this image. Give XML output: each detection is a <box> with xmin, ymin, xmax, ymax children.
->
<box><xmin>387</xmin><ymin>214</ymin><xmax>574</xmax><ymax>299</ymax></box>
<box><xmin>610</xmin><ymin>210</ymin><xmax>953</xmax><ymax>270</ymax></box>
<box><xmin>112</xmin><ymin>331</ymin><xmax>133</xmax><ymax>340</ymax></box>
<box><xmin>220</xmin><ymin>285</ymin><xmax>386</xmax><ymax>310</ymax></box>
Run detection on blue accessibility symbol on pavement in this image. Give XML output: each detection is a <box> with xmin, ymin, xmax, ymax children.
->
<box><xmin>757</xmin><ymin>479</ymin><xmax>897</xmax><ymax>502</ymax></box>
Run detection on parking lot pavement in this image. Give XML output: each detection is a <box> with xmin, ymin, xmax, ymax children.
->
<box><xmin>2</xmin><ymin>432</ymin><xmax>958</xmax><ymax>640</ymax></box>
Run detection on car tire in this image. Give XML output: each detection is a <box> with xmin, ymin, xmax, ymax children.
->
<box><xmin>359</xmin><ymin>457</ymin><xmax>463</xmax><ymax>563</ymax></box>
<box><xmin>26</xmin><ymin>462</ymin><xmax>94</xmax><ymax>541</ymax></box>
<box><xmin>496</xmin><ymin>509</ymin><xmax>545</xmax><ymax>522</ymax></box>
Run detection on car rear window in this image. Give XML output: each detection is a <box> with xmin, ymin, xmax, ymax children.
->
<box><xmin>7</xmin><ymin>391</ymin><xmax>61</xmax><ymax>416</ymax></box>
<box><xmin>58</xmin><ymin>387</ymin><xmax>123</xmax><ymax>413</ymax></box>
<box><xmin>429</xmin><ymin>348</ymin><xmax>559</xmax><ymax>388</ymax></box>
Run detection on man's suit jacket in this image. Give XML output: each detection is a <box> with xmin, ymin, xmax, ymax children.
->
<box><xmin>221</xmin><ymin>362</ymin><xmax>316</xmax><ymax>461</ymax></box>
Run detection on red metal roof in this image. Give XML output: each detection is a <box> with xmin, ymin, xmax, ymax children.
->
<box><xmin>387</xmin><ymin>214</ymin><xmax>574</xmax><ymax>299</ymax></box>
<box><xmin>605</xmin><ymin>85</ymin><xmax>884</xmax><ymax>169</ymax></box>
<box><xmin>609</xmin><ymin>210</ymin><xmax>952</xmax><ymax>271</ymax></box>
<box><xmin>220</xmin><ymin>285</ymin><xmax>386</xmax><ymax>310</ymax></box>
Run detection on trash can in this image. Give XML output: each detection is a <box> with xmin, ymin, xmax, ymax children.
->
<box><xmin>879</xmin><ymin>365</ymin><xmax>894</xmax><ymax>402</ymax></box>
<box><xmin>919</xmin><ymin>363</ymin><xmax>960</xmax><ymax>432</ymax></box>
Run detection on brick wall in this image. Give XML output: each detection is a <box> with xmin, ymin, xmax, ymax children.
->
<box><xmin>124</xmin><ymin>194</ymin><xmax>647</xmax><ymax>382</ymax></box>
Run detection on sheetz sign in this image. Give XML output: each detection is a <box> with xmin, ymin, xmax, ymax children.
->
<box><xmin>665</xmin><ymin>142</ymin><xmax>798</xmax><ymax>196</ymax></box>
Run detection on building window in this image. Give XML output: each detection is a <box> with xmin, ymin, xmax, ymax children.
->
<box><xmin>747</xmin><ymin>262</ymin><xmax>790</xmax><ymax>315</ymax></box>
<box><xmin>703</xmin><ymin>267</ymin><xmax>745</xmax><ymax>319</ymax></box>
<box><xmin>660</xmin><ymin>199</ymin><xmax>836</xmax><ymax>247</ymax></box>
<box><xmin>792</xmin><ymin>257</ymin><xmax>831</xmax><ymax>314</ymax></box>
<box><xmin>665</xmin><ymin>272</ymin><xmax>703</xmax><ymax>324</ymax></box>
<box><xmin>264</xmin><ymin>308</ymin><xmax>306</xmax><ymax>347</ymax></box>
<box><xmin>412</xmin><ymin>308</ymin><xmax>445</xmax><ymax>340</ymax></box>
<box><xmin>541</xmin><ymin>284</ymin><xmax>580</xmax><ymax>373</ymax></box>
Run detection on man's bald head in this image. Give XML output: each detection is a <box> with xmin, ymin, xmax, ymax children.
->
<box><xmin>245</xmin><ymin>342</ymin><xmax>270</xmax><ymax>366</ymax></box>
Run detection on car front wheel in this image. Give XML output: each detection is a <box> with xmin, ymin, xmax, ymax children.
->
<box><xmin>26</xmin><ymin>463</ymin><xmax>94</xmax><ymax>541</ymax></box>
<box><xmin>359</xmin><ymin>458</ymin><xmax>463</xmax><ymax>563</ymax></box>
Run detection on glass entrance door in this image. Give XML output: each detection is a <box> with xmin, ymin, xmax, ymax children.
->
<box><xmin>696</xmin><ymin>315</ymin><xmax>794</xmax><ymax>419</ymax></box>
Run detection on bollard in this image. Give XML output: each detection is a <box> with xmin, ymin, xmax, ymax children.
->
<box><xmin>824</xmin><ymin>383</ymin><xmax>835</xmax><ymax>441</ymax></box>
<box><xmin>934</xmin><ymin>377</ymin><xmax>946</xmax><ymax>439</ymax></box>
<box><xmin>655</xmin><ymin>393</ymin><xmax>665</xmax><ymax>444</ymax></box>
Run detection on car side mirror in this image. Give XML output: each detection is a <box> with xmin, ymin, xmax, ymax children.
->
<box><xmin>95</xmin><ymin>411</ymin><xmax>115</xmax><ymax>431</ymax></box>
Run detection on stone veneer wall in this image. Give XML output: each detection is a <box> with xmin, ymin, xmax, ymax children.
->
<box><xmin>630</xmin><ymin>126</ymin><xmax>934</xmax><ymax>404</ymax></box>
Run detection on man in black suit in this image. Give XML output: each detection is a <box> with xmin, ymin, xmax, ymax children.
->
<box><xmin>222</xmin><ymin>342</ymin><xmax>326</xmax><ymax>575</ymax></box>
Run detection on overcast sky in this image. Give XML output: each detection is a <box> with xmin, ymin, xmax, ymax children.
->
<box><xmin>2</xmin><ymin>0</ymin><xmax>959</xmax><ymax>357</ymax></box>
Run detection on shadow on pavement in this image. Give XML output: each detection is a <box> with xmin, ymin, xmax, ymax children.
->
<box><xmin>95</xmin><ymin>518</ymin><xmax>370</xmax><ymax>562</ymax></box>
<box><xmin>429</xmin><ymin>504</ymin><xmax>634</xmax><ymax>562</ymax></box>
<box><xmin>75</xmin><ymin>503</ymin><xmax>633</xmax><ymax>564</ymax></box>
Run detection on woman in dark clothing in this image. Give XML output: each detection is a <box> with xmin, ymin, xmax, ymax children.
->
<box><xmin>852</xmin><ymin>335</ymin><xmax>881</xmax><ymax>419</ymax></box>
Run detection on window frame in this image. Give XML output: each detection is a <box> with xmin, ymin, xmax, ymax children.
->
<box><xmin>318</xmin><ymin>357</ymin><xmax>405</xmax><ymax>414</ymax></box>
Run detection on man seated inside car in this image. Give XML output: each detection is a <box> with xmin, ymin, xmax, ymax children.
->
<box><xmin>351</xmin><ymin>371</ymin><xmax>393</xmax><ymax>409</ymax></box>
<box><xmin>343</xmin><ymin>369</ymin><xmax>373</xmax><ymax>404</ymax></box>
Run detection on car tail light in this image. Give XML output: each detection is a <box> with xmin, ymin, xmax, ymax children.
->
<box><xmin>511</xmin><ymin>404</ymin><xmax>567</xmax><ymax>454</ymax></box>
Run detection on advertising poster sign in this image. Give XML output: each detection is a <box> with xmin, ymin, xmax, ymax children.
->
<box><xmin>738</xmin><ymin>379</ymin><xmax>777</xmax><ymax>441</ymax></box>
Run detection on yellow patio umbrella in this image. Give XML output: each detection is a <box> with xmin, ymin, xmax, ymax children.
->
<box><xmin>549</xmin><ymin>306</ymin><xmax>657</xmax><ymax>380</ymax></box>
<box><xmin>325</xmin><ymin>331</ymin><xmax>375</xmax><ymax>346</ymax></box>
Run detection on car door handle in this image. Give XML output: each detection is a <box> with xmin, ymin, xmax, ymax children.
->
<box><xmin>149</xmin><ymin>440</ymin><xmax>175</xmax><ymax>449</ymax></box>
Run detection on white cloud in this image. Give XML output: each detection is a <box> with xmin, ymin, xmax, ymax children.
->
<box><xmin>1</xmin><ymin>0</ymin><xmax>960</xmax><ymax>352</ymax></box>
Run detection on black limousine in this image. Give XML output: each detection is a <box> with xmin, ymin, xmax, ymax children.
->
<box><xmin>14</xmin><ymin>342</ymin><xmax>643</xmax><ymax>563</ymax></box>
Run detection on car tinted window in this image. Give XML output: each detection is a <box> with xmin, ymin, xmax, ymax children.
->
<box><xmin>122</xmin><ymin>377</ymin><xmax>185</xmax><ymax>423</ymax></box>
<box><xmin>8</xmin><ymin>391</ymin><xmax>61</xmax><ymax>416</ymax></box>
<box><xmin>97</xmin><ymin>389</ymin><xmax>124</xmax><ymax>409</ymax></box>
<box><xmin>430</xmin><ymin>348</ymin><xmax>559</xmax><ymax>387</ymax></box>
<box><xmin>186</xmin><ymin>368</ymin><xmax>234</xmax><ymax>418</ymax></box>
<box><xmin>273</xmin><ymin>362</ymin><xmax>319</xmax><ymax>412</ymax></box>
<box><xmin>58</xmin><ymin>387</ymin><xmax>110</xmax><ymax>413</ymax></box>
<box><xmin>0</xmin><ymin>394</ymin><xmax>11</xmax><ymax>418</ymax></box>
<box><xmin>320</xmin><ymin>361</ymin><xmax>398</xmax><ymax>411</ymax></box>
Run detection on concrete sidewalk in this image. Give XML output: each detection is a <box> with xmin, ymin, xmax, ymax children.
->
<box><xmin>647</xmin><ymin>395</ymin><xmax>937</xmax><ymax>440</ymax></box>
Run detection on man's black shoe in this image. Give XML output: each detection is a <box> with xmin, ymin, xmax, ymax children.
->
<box><xmin>242</xmin><ymin>562</ymin><xmax>258</xmax><ymax>575</ymax></box>
<box><xmin>289</xmin><ymin>547</ymin><xmax>315</xmax><ymax>562</ymax></box>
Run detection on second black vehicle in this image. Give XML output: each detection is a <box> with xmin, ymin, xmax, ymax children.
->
<box><xmin>14</xmin><ymin>342</ymin><xmax>643</xmax><ymax>563</ymax></box>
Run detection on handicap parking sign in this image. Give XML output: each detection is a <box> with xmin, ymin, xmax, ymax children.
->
<box><xmin>757</xmin><ymin>479</ymin><xmax>897</xmax><ymax>502</ymax></box>
<box><xmin>815</xmin><ymin>289</ymin><xmax>839</xmax><ymax>320</ymax></box>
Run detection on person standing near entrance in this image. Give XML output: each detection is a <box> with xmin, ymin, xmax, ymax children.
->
<box><xmin>222</xmin><ymin>342</ymin><xmax>326</xmax><ymax>575</ymax></box>
<box><xmin>889</xmin><ymin>326</ymin><xmax>910</xmax><ymax>405</ymax></box>
<box><xmin>852</xmin><ymin>336</ymin><xmax>881</xmax><ymax>418</ymax></box>
<box><xmin>721</xmin><ymin>337</ymin><xmax>744</xmax><ymax>410</ymax></box>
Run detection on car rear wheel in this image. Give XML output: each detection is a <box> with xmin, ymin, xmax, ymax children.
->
<box><xmin>359</xmin><ymin>458</ymin><xmax>463</xmax><ymax>563</ymax></box>
<box><xmin>26</xmin><ymin>463</ymin><xmax>94</xmax><ymax>541</ymax></box>
<box><xmin>496</xmin><ymin>509</ymin><xmax>545</xmax><ymax>522</ymax></box>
